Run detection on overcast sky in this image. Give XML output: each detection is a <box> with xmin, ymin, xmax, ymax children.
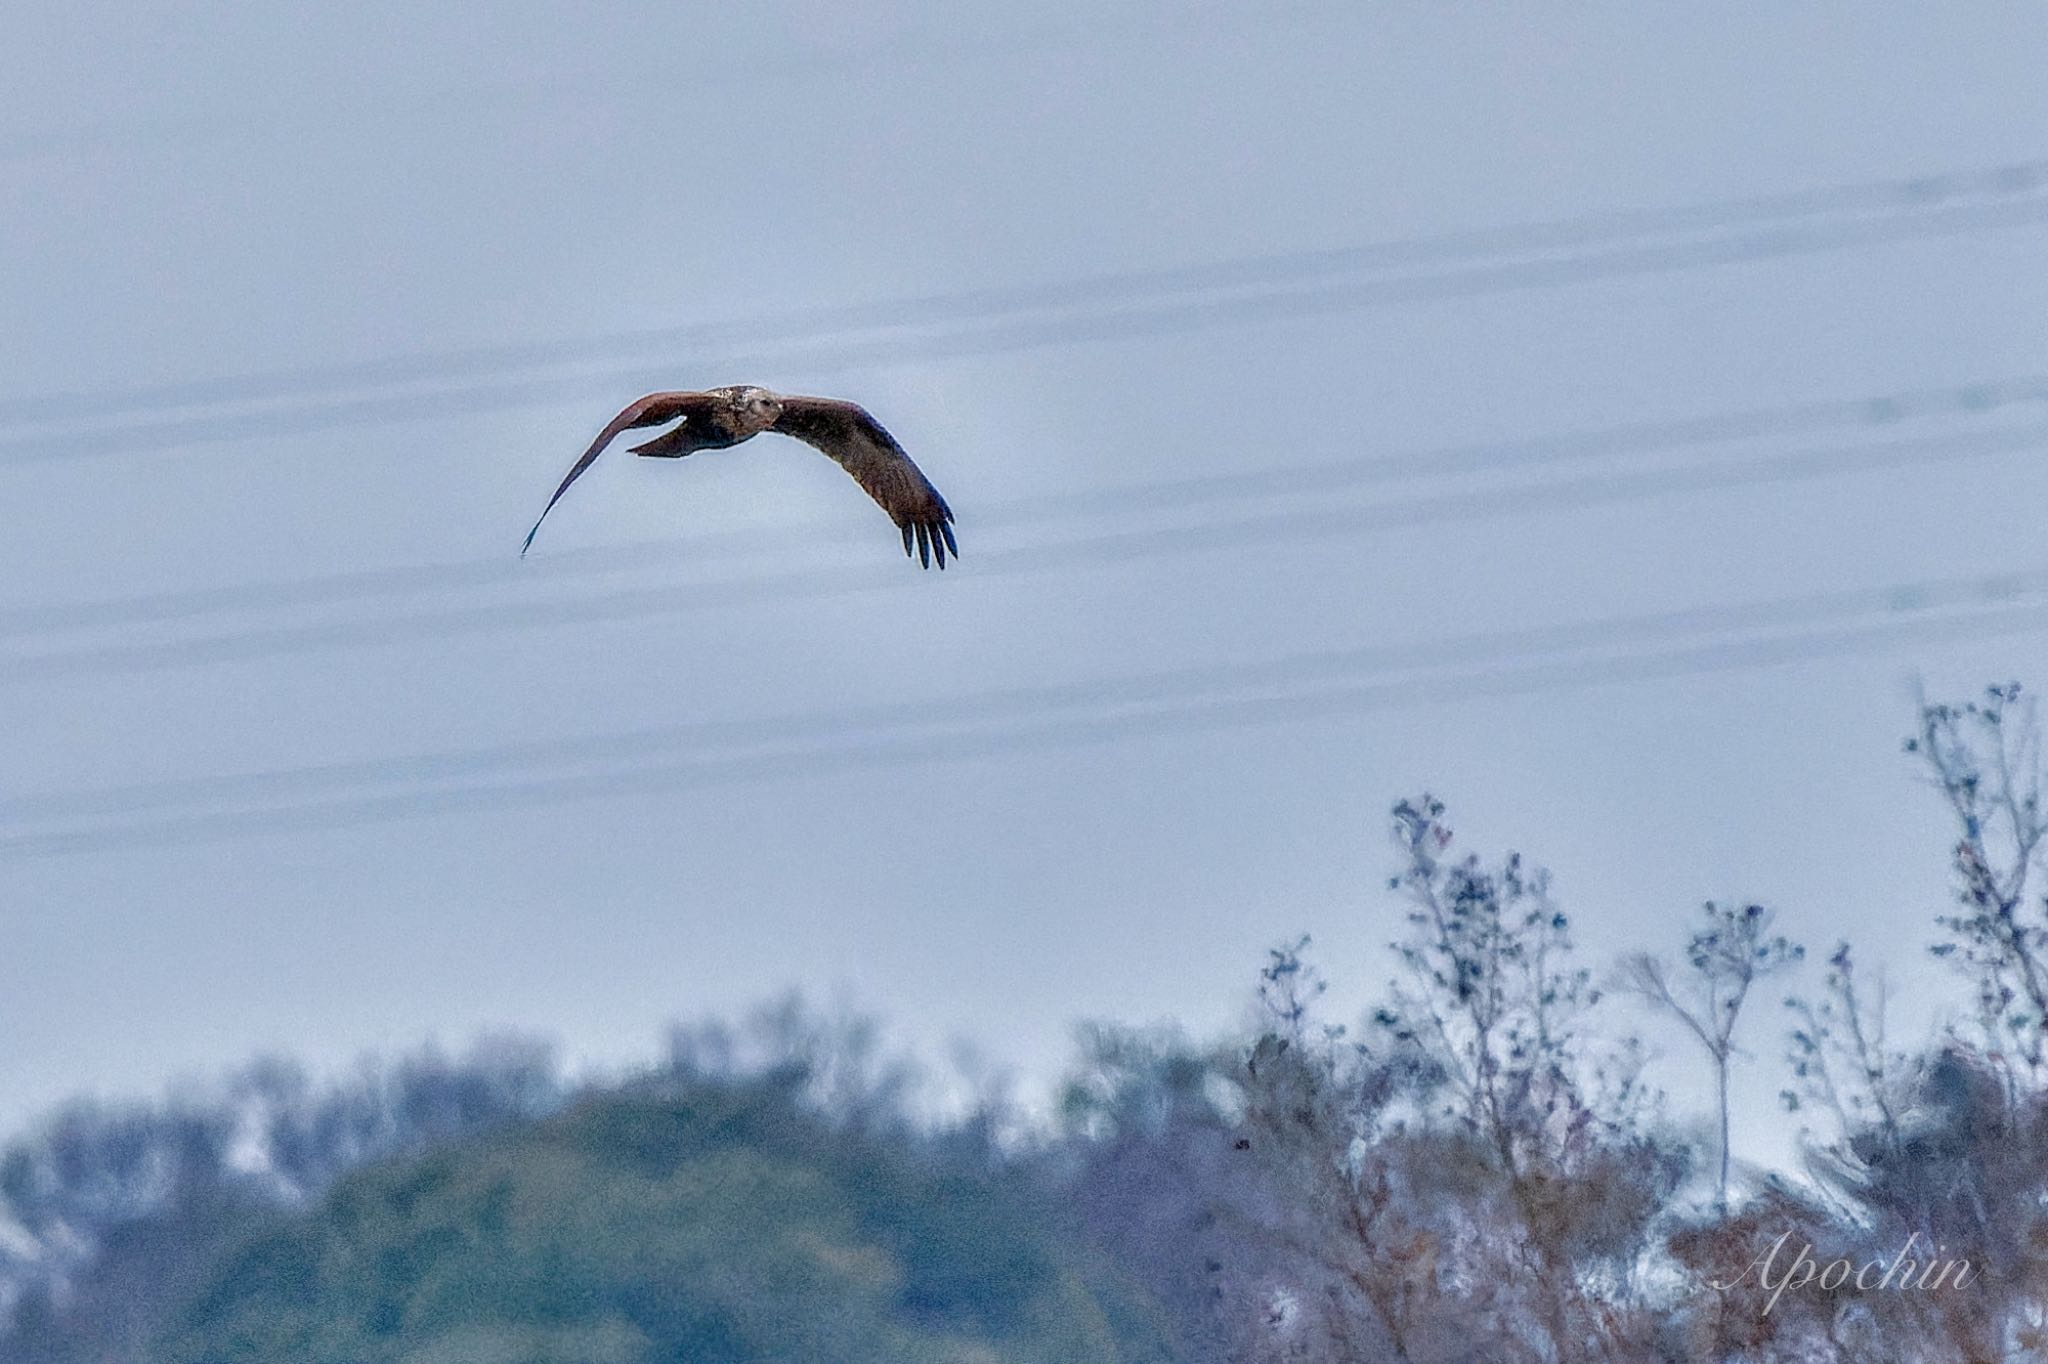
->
<box><xmin>2</xmin><ymin>2</ymin><xmax>2045</xmax><ymax>1178</ymax></box>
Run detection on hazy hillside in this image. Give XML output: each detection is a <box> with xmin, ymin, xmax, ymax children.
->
<box><xmin>144</xmin><ymin>1079</ymin><xmax>1171</xmax><ymax>1364</ymax></box>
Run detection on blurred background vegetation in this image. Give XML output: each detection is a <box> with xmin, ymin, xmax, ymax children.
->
<box><xmin>7</xmin><ymin>685</ymin><xmax>2048</xmax><ymax>1362</ymax></box>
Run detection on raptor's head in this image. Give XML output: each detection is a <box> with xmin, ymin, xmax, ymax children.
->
<box><xmin>716</xmin><ymin>385</ymin><xmax>783</xmax><ymax>430</ymax></box>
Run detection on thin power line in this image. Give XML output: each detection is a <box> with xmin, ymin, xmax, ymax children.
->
<box><xmin>3</xmin><ymin>158</ymin><xmax>2036</xmax><ymax>428</ymax></box>
<box><xmin>2</xmin><ymin>161</ymin><xmax>2043</xmax><ymax>465</ymax></box>
<box><xmin>1</xmin><ymin>422</ymin><xmax>2040</xmax><ymax>684</ymax></box>
<box><xmin>3</xmin><ymin>561</ymin><xmax>2037</xmax><ymax>824</ymax></box>
<box><xmin>3</xmin><ymin>373</ymin><xmax>2039</xmax><ymax>644</ymax></box>
<box><xmin>6</xmin><ymin>568</ymin><xmax>2047</xmax><ymax>858</ymax></box>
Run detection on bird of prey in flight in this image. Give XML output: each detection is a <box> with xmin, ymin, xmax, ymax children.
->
<box><xmin>521</xmin><ymin>387</ymin><xmax>958</xmax><ymax>568</ymax></box>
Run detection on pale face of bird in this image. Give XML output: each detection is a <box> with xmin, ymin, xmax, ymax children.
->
<box><xmin>716</xmin><ymin>385</ymin><xmax>784</xmax><ymax>438</ymax></box>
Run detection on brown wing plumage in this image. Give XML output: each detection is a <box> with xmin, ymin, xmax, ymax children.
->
<box><xmin>521</xmin><ymin>390</ymin><xmax>713</xmax><ymax>555</ymax></box>
<box><xmin>771</xmin><ymin>396</ymin><xmax>958</xmax><ymax>568</ymax></box>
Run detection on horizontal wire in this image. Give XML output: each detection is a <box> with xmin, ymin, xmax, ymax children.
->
<box><xmin>5</xmin><ymin>564</ymin><xmax>2044</xmax><ymax>820</ymax></box>
<box><xmin>3</xmin><ymin>169</ymin><xmax>2043</xmax><ymax>466</ymax></box>
<box><xmin>4</xmin><ymin>158</ymin><xmax>2035</xmax><ymax>427</ymax></box>
<box><xmin>1</xmin><ymin>422</ymin><xmax>2039</xmax><ymax>684</ymax></box>
<box><xmin>7</xmin><ymin>578</ymin><xmax>2047</xmax><ymax>858</ymax></box>
<box><xmin>3</xmin><ymin>373</ymin><xmax>2040</xmax><ymax>644</ymax></box>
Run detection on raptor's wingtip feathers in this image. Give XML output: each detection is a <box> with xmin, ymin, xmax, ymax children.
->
<box><xmin>898</xmin><ymin>517</ymin><xmax>955</xmax><ymax>570</ymax></box>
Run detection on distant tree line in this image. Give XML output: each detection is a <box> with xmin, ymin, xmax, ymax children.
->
<box><xmin>4</xmin><ymin>684</ymin><xmax>2048</xmax><ymax>1361</ymax></box>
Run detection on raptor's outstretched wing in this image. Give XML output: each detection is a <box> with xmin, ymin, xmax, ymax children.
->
<box><xmin>770</xmin><ymin>396</ymin><xmax>958</xmax><ymax>568</ymax></box>
<box><xmin>521</xmin><ymin>391</ymin><xmax>712</xmax><ymax>555</ymax></box>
